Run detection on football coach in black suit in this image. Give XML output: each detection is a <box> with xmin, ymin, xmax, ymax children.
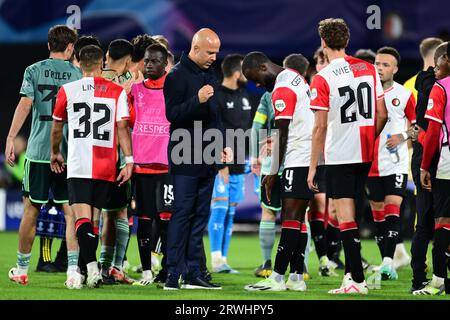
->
<box><xmin>164</xmin><ymin>28</ymin><xmax>232</xmax><ymax>290</ymax></box>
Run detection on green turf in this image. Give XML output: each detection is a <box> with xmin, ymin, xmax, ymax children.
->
<box><xmin>0</xmin><ymin>231</ymin><xmax>447</xmax><ymax>300</ymax></box>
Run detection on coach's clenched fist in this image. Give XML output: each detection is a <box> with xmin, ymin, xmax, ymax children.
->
<box><xmin>198</xmin><ymin>85</ymin><xmax>214</xmax><ymax>103</ymax></box>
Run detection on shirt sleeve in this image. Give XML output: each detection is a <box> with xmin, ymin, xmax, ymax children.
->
<box><xmin>375</xmin><ymin>71</ymin><xmax>384</xmax><ymax>100</ymax></box>
<box><xmin>19</xmin><ymin>66</ymin><xmax>35</xmax><ymax>101</ymax></box>
<box><xmin>116</xmin><ymin>89</ymin><xmax>130</xmax><ymax>122</ymax></box>
<box><xmin>309</xmin><ymin>74</ymin><xmax>330</xmax><ymax>111</ymax></box>
<box><xmin>404</xmin><ymin>92</ymin><xmax>416</xmax><ymax>124</ymax></box>
<box><xmin>271</xmin><ymin>86</ymin><xmax>297</xmax><ymax>120</ymax></box>
<box><xmin>52</xmin><ymin>86</ymin><xmax>68</xmax><ymax>121</ymax></box>
<box><xmin>424</xmin><ymin>85</ymin><xmax>445</xmax><ymax>124</ymax></box>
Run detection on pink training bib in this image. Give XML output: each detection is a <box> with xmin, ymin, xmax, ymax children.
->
<box><xmin>131</xmin><ymin>81</ymin><xmax>170</xmax><ymax>165</ymax></box>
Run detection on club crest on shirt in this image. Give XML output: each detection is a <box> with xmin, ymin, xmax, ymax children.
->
<box><xmin>392</xmin><ymin>98</ymin><xmax>400</xmax><ymax>107</ymax></box>
<box><xmin>427</xmin><ymin>99</ymin><xmax>434</xmax><ymax>110</ymax></box>
<box><xmin>274</xmin><ymin>99</ymin><xmax>286</xmax><ymax>112</ymax></box>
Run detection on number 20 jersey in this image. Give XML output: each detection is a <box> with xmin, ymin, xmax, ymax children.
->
<box><xmin>53</xmin><ymin>77</ymin><xmax>129</xmax><ymax>182</ymax></box>
<box><xmin>310</xmin><ymin>56</ymin><xmax>384</xmax><ymax>165</ymax></box>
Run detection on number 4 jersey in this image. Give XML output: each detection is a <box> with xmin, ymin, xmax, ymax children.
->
<box><xmin>310</xmin><ymin>56</ymin><xmax>384</xmax><ymax>165</ymax></box>
<box><xmin>53</xmin><ymin>77</ymin><xmax>129</xmax><ymax>182</ymax></box>
<box><xmin>20</xmin><ymin>59</ymin><xmax>82</xmax><ymax>162</ymax></box>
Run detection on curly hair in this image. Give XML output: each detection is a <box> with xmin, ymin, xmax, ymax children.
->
<box><xmin>318</xmin><ymin>18</ymin><xmax>350</xmax><ymax>51</ymax></box>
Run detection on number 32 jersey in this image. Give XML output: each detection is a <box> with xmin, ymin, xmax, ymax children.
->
<box><xmin>310</xmin><ymin>56</ymin><xmax>384</xmax><ymax>165</ymax></box>
<box><xmin>53</xmin><ymin>77</ymin><xmax>129</xmax><ymax>182</ymax></box>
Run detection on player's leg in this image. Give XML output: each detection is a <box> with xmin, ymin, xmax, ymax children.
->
<box><xmin>309</xmin><ymin>192</ymin><xmax>336</xmax><ymax>276</ymax></box>
<box><xmin>326</xmin><ymin>199</ymin><xmax>343</xmax><ymax>269</ymax></box>
<box><xmin>99</xmin><ymin>211</ymin><xmax>116</xmax><ymax>284</ymax></box>
<box><xmin>221</xmin><ymin>174</ymin><xmax>245</xmax><ymax>273</ymax></box>
<box><xmin>393</xmin><ymin>204</ymin><xmax>411</xmax><ymax>269</ymax></box>
<box><xmin>255</xmin><ymin>206</ymin><xmax>276</xmax><ymax>277</ymax></box>
<box><xmin>379</xmin><ymin>194</ymin><xmax>402</xmax><ymax>280</ymax></box>
<box><xmin>255</xmin><ymin>174</ymin><xmax>280</xmax><ymax>277</ymax></box>
<box><xmin>10</xmin><ymin>160</ymin><xmax>50</xmax><ymax>284</ymax></box>
<box><xmin>9</xmin><ymin>196</ymin><xmax>41</xmax><ymax>284</ymax></box>
<box><xmin>152</xmin><ymin>173</ymin><xmax>174</xmax><ymax>283</ymax></box>
<box><xmin>247</xmin><ymin>197</ymin><xmax>307</xmax><ymax>291</ymax></box>
<box><xmin>366</xmin><ymin>177</ymin><xmax>386</xmax><ymax>260</ymax></box>
<box><xmin>327</xmin><ymin>164</ymin><xmax>369</xmax><ymax>294</ymax></box>
<box><xmin>379</xmin><ymin>174</ymin><xmax>407</xmax><ymax>280</ymax></box>
<box><xmin>134</xmin><ymin>173</ymin><xmax>156</xmax><ymax>285</ymax></box>
<box><xmin>247</xmin><ymin>167</ymin><xmax>312</xmax><ymax>291</ymax></box>
<box><xmin>207</xmin><ymin>174</ymin><xmax>229</xmax><ymax>272</ymax></box>
<box><xmin>369</xmin><ymin>199</ymin><xmax>385</xmax><ymax>259</ymax></box>
<box><xmin>414</xmin><ymin>179</ymin><xmax>449</xmax><ymax>295</ymax></box>
<box><xmin>286</xmin><ymin>218</ymin><xmax>308</xmax><ymax>291</ymax></box>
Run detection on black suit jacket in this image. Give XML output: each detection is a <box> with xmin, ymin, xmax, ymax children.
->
<box><xmin>164</xmin><ymin>53</ymin><xmax>225</xmax><ymax>177</ymax></box>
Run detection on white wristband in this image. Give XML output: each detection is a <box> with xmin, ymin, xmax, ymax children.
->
<box><xmin>401</xmin><ymin>132</ymin><xmax>408</xmax><ymax>140</ymax></box>
<box><xmin>125</xmin><ymin>156</ymin><xmax>134</xmax><ymax>164</ymax></box>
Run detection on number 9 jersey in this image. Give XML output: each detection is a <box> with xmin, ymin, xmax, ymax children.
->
<box><xmin>310</xmin><ymin>56</ymin><xmax>384</xmax><ymax>165</ymax></box>
<box><xmin>53</xmin><ymin>77</ymin><xmax>130</xmax><ymax>182</ymax></box>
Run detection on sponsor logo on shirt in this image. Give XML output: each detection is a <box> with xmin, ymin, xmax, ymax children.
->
<box><xmin>226</xmin><ymin>101</ymin><xmax>234</xmax><ymax>109</ymax></box>
<box><xmin>242</xmin><ymin>97</ymin><xmax>251</xmax><ymax>110</ymax></box>
<box><xmin>427</xmin><ymin>99</ymin><xmax>434</xmax><ymax>110</ymax></box>
<box><xmin>274</xmin><ymin>99</ymin><xmax>286</xmax><ymax>112</ymax></box>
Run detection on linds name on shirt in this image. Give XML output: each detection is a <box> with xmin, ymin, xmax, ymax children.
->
<box><xmin>332</xmin><ymin>63</ymin><xmax>367</xmax><ymax>76</ymax></box>
<box><xmin>82</xmin><ymin>83</ymin><xmax>107</xmax><ymax>92</ymax></box>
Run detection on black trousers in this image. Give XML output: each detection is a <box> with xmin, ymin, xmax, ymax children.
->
<box><xmin>166</xmin><ymin>175</ymin><xmax>215</xmax><ymax>281</ymax></box>
<box><xmin>410</xmin><ymin>142</ymin><xmax>435</xmax><ymax>286</ymax></box>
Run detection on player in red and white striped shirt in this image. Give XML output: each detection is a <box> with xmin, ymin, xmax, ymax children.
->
<box><xmin>308</xmin><ymin>18</ymin><xmax>388</xmax><ymax>294</ymax></box>
<box><xmin>51</xmin><ymin>45</ymin><xmax>133</xmax><ymax>288</ymax></box>
<box><xmin>366</xmin><ymin>47</ymin><xmax>416</xmax><ymax>280</ymax></box>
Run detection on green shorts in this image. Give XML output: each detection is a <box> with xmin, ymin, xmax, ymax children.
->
<box><xmin>260</xmin><ymin>174</ymin><xmax>281</xmax><ymax>211</ymax></box>
<box><xmin>22</xmin><ymin>158</ymin><xmax>68</xmax><ymax>204</ymax></box>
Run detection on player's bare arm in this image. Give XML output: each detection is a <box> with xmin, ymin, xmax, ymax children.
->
<box><xmin>50</xmin><ymin>120</ymin><xmax>65</xmax><ymax>174</ymax></box>
<box><xmin>308</xmin><ymin>110</ymin><xmax>327</xmax><ymax>192</ymax></box>
<box><xmin>375</xmin><ymin>98</ymin><xmax>388</xmax><ymax>137</ymax></box>
<box><xmin>263</xmin><ymin>119</ymin><xmax>288</xmax><ymax>203</ymax></box>
<box><xmin>5</xmin><ymin>97</ymin><xmax>33</xmax><ymax>166</ymax></box>
<box><xmin>116</xmin><ymin>119</ymin><xmax>133</xmax><ymax>186</ymax></box>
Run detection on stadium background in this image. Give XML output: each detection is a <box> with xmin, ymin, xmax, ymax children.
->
<box><xmin>0</xmin><ymin>0</ymin><xmax>448</xmax><ymax>238</ymax></box>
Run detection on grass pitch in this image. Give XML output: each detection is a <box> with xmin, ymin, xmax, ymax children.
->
<box><xmin>0</xmin><ymin>231</ymin><xmax>447</xmax><ymax>300</ymax></box>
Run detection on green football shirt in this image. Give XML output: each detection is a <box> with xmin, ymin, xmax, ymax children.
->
<box><xmin>20</xmin><ymin>58</ymin><xmax>82</xmax><ymax>162</ymax></box>
<box><xmin>101</xmin><ymin>68</ymin><xmax>133</xmax><ymax>168</ymax></box>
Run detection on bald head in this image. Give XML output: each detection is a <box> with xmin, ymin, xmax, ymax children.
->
<box><xmin>189</xmin><ymin>28</ymin><xmax>221</xmax><ymax>69</ymax></box>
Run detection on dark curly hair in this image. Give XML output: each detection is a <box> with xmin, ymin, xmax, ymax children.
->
<box><xmin>318</xmin><ymin>18</ymin><xmax>350</xmax><ymax>51</ymax></box>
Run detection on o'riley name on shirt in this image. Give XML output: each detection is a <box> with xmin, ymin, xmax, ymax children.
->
<box><xmin>44</xmin><ymin>70</ymin><xmax>73</xmax><ymax>80</ymax></box>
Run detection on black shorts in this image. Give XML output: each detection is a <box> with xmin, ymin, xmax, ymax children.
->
<box><xmin>260</xmin><ymin>174</ymin><xmax>282</xmax><ymax>211</ymax></box>
<box><xmin>103</xmin><ymin>171</ymin><xmax>131</xmax><ymax>212</ymax></box>
<box><xmin>326</xmin><ymin>162</ymin><xmax>371</xmax><ymax>199</ymax></box>
<box><xmin>433</xmin><ymin>179</ymin><xmax>450</xmax><ymax>218</ymax></box>
<box><xmin>280</xmin><ymin>167</ymin><xmax>314</xmax><ymax>200</ymax></box>
<box><xmin>133</xmin><ymin>173</ymin><xmax>174</xmax><ymax>218</ymax></box>
<box><xmin>22</xmin><ymin>158</ymin><xmax>68</xmax><ymax>204</ymax></box>
<box><xmin>316</xmin><ymin>165</ymin><xmax>326</xmax><ymax>194</ymax></box>
<box><xmin>366</xmin><ymin>174</ymin><xmax>408</xmax><ymax>202</ymax></box>
<box><xmin>68</xmin><ymin>178</ymin><xmax>112</xmax><ymax>210</ymax></box>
